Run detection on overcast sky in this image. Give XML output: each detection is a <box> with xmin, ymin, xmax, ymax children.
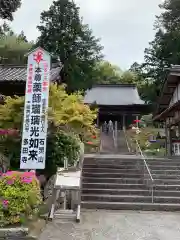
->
<box><xmin>10</xmin><ymin>0</ymin><xmax>163</xmax><ymax>70</ymax></box>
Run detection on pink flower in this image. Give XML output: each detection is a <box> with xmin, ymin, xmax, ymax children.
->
<box><xmin>0</xmin><ymin>129</ymin><xmax>19</xmax><ymax>136</ymax></box>
<box><xmin>7</xmin><ymin>179</ymin><xmax>14</xmax><ymax>185</ymax></box>
<box><xmin>2</xmin><ymin>200</ymin><xmax>9</xmax><ymax>208</ymax></box>
<box><xmin>21</xmin><ymin>177</ymin><xmax>32</xmax><ymax>184</ymax></box>
<box><xmin>5</xmin><ymin>171</ymin><xmax>13</xmax><ymax>176</ymax></box>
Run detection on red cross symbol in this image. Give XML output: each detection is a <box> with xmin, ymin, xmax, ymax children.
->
<box><xmin>33</xmin><ymin>50</ymin><xmax>43</xmax><ymax>64</ymax></box>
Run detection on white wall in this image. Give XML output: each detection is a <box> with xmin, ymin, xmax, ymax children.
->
<box><xmin>169</xmin><ymin>83</ymin><xmax>180</xmax><ymax>107</ymax></box>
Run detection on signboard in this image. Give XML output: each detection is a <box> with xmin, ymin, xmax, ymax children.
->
<box><xmin>20</xmin><ymin>47</ymin><xmax>51</xmax><ymax>169</ymax></box>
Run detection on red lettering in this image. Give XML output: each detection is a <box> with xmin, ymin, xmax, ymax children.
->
<box><xmin>43</xmin><ymin>81</ymin><xmax>48</xmax><ymax>87</ymax></box>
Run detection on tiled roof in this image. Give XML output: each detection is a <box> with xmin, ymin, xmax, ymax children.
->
<box><xmin>0</xmin><ymin>64</ymin><xmax>62</xmax><ymax>82</ymax></box>
<box><xmin>84</xmin><ymin>84</ymin><xmax>145</xmax><ymax>106</ymax></box>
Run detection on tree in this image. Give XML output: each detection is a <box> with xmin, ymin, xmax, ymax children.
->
<box><xmin>18</xmin><ymin>31</ymin><xmax>28</xmax><ymax>42</ymax></box>
<box><xmin>95</xmin><ymin>61</ymin><xmax>144</xmax><ymax>87</ymax></box>
<box><xmin>0</xmin><ymin>0</ymin><xmax>21</xmax><ymax>21</ymax></box>
<box><xmin>0</xmin><ymin>33</ymin><xmax>33</xmax><ymax>64</ymax></box>
<box><xmin>95</xmin><ymin>61</ymin><xmax>122</xmax><ymax>84</ymax></box>
<box><xmin>36</xmin><ymin>0</ymin><xmax>103</xmax><ymax>92</ymax></box>
<box><xmin>142</xmin><ymin>0</ymin><xmax>180</xmax><ymax>97</ymax></box>
<box><xmin>129</xmin><ymin>62</ymin><xmax>157</xmax><ymax>104</ymax></box>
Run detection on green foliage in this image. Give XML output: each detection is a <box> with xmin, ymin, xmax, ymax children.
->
<box><xmin>0</xmin><ymin>84</ymin><xmax>97</xmax><ymax>137</ymax></box>
<box><xmin>0</xmin><ymin>134</ymin><xmax>21</xmax><ymax>170</ymax></box>
<box><xmin>0</xmin><ymin>96</ymin><xmax>24</xmax><ymax>129</ymax></box>
<box><xmin>127</xmin><ymin>127</ymin><xmax>160</xmax><ymax>151</ymax></box>
<box><xmin>131</xmin><ymin>0</ymin><xmax>180</xmax><ymax>104</ymax></box>
<box><xmin>141</xmin><ymin>114</ymin><xmax>153</xmax><ymax>127</ymax></box>
<box><xmin>95</xmin><ymin>61</ymin><xmax>145</xmax><ymax>89</ymax></box>
<box><xmin>0</xmin><ymin>34</ymin><xmax>33</xmax><ymax>64</ymax></box>
<box><xmin>0</xmin><ymin>171</ymin><xmax>42</xmax><ymax>226</ymax></box>
<box><xmin>45</xmin><ymin>130</ymin><xmax>80</xmax><ymax>177</ymax></box>
<box><xmin>0</xmin><ymin>0</ymin><xmax>21</xmax><ymax>21</ymax></box>
<box><xmin>95</xmin><ymin>61</ymin><xmax>122</xmax><ymax>84</ymax></box>
<box><xmin>36</xmin><ymin>0</ymin><xmax>103</xmax><ymax>92</ymax></box>
<box><xmin>49</xmin><ymin>84</ymin><xmax>97</xmax><ymax>138</ymax></box>
<box><xmin>0</xmin><ymin>84</ymin><xmax>97</xmax><ymax>172</ymax></box>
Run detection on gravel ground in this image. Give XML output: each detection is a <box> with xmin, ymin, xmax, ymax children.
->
<box><xmin>39</xmin><ymin>210</ymin><xmax>180</xmax><ymax>240</ymax></box>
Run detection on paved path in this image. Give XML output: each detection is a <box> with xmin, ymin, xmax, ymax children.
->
<box><xmin>39</xmin><ymin>210</ymin><xmax>180</xmax><ymax>240</ymax></box>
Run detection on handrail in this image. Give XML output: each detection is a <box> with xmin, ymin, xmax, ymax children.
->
<box><xmin>136</xmin><ymin>139</ymin><xmax>154</xmax><ymax>203</ymax></box>
<box><xmin>123</xmin><ymin>127</ymin><xmax>131</xmax><ymax>153</ymax></box>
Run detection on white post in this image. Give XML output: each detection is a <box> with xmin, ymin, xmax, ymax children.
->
<box><xmin>64</xmin><ymin>157</ymin><xmax>68</xmax><ymax>170</ymax></box>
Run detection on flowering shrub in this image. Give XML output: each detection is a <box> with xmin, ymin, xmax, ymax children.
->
<box><xmin>0</xmin><ymin>129</ymin><xmax>19</xmax><ymax>135</ymax></box>
<box><xmin>0</xmin><ymin>171</ymin><xmax>42</xmax><ymax>226</ymax></box>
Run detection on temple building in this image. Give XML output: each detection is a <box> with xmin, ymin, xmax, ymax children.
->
<box><xmin>84</xmin><ymin>84</ymin><xmax>150</xmax><ymax>129</ymax></box>
<box><xmin>153</xmin><ymin>65</ymin><xmax>180</xmax><ymax>156</ymax></box>
<box><xmin>0</xmin><ymin>63</ymin><xmax>62</xmax><ymax>98</ymax></box>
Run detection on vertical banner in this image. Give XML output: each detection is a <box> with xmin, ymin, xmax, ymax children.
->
<box><xmin>20</xmin><ymin>47</ymin><xmax>51</xmax><ymax>169</ymax></box>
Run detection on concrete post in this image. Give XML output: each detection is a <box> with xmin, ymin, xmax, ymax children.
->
<box><xmin>123</xmin><ymin>114</ymin><xmax>125</xmax><ymax>130</ymax></box>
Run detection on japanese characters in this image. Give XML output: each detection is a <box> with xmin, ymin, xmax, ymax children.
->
<box><xmin>20</xmin><ymin>48</ymin><xmax>50</xmax><ymax>169</ymax></box>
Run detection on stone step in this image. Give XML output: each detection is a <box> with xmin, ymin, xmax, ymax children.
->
<box><xmin>82</xmin><ymin>168</ymin><xmax>140</xmax><ymax>173</ymax></box>
<box><xmin>83</xmin><ymin>164</ymin><xmax>139</xmax><ymax>169</ymax></box>
<box><xmin>81</xmin><ymin>201</ymin><xmax>180</xmax><ymax>211</ymax></box>
<box><xmin>154</xmin><ymin>179</ymin><xmax>180</xmax><ymax>184</ymax></box>
<box><xmin>148</xmin><ymin>165</ymin><xmax>180</xmax><ymax>170</ymax></box>
<box><xmin>82</xmin><ymin>172</ymin><xmax>142</xmax><ymax>178</ymax></box>
<box><xmin>82</xmin><ymin>188</ymin><xmax>150</xmax><ymax>195</ymax></box>
<box><xmin>148</xmin><ymin>162</ymin><xmax>180</xmax><ymax>166</ymax></box>
<box><xmin>155</xmin><ymin>184</ymin><xmax>180</xmax><ymax>191</ymax></box>
<box><xmin>152</xmin><ymin>169</ymin><xmax>180</xmax><ymax>174</ymax></box>
<box><xmin>152</xmin><ymin>174</ymin><xmax>180</xmax><ymax>179</ymax></box>
<box><xmin>82</xmin><ymin>182</ymin><xmax>145</xmax><ymax>189</ymax></box>
<box><xmin>82</xmin><ymin>177</ymin><xmax>143</xmax><ymax>184</ymax></box>
<box><xmin>84</xmin><ymin>159</ymin><xmax>140</xmax><ymax>165</ymax></box>
<box><xmin>147</xmin><ymin>159</ymin><xmax>180</xmax><ymax>163</ymax></box>
<box><xmin>82</xmin><ymin>188</ymin><xmax>180</xmax><ymax>197</ymax></box>
<box><xmin>81</xmin><ymin>194</ymin><xmax>180</xmax><ymax>204</ymax></box>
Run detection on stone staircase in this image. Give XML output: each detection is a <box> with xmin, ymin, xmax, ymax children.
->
<box><xmin>117</xmin><ymin>130</ymin><xmax>130</xmax><ymax>153</ymax></box>
<box><xmin>100</xmin><ymin>131</ymin><xmax>115</xmax><ymax>153</ymax></box>
<box><xmin>81</xmin><ymin>156</ymin><xmax>180</xmax><ymax>211</ymax></box>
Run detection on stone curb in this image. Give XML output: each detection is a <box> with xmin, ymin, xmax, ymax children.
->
<box><xmin>0</xmin><ymin>227</ymin><xmax>28</xmax><ymax>239</ymax></box>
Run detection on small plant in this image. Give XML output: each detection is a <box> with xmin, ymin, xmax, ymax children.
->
<box><xmin>0</xmin><ymin>171</ymin><xmax>42</xmax><ymax>227</ymax></box>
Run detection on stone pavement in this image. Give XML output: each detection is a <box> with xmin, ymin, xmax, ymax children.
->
<box><xmin>39</xmin><ymin>210</ymin><xmax>180</xmax><ymax>240</ymax></box>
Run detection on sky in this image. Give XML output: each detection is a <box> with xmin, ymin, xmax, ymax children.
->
<box><xmin>10</xmin><ymin>0</ymin><xmax>163</xmax><ymax>70</ymax></box>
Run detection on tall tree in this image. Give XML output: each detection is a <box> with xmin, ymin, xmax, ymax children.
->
<box><xmin>36</xmin><ymin>0</ymin><xmax>103</xmax><ymax>92</ymax></box>
<box><xmin>143</xmin><ymin>0</ymin><xmax>180</xmax><ymax>92</ymax></box>
<box><xmin>0</xmin><ymin>0</ymin><xmax>21</xmax><ymax>21</ymax></box>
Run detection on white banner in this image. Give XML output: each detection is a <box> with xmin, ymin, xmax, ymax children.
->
<box><xmin>20</xmin><ymin>47</ymin><xmax>51</xmax><ymax>169</ymax></box>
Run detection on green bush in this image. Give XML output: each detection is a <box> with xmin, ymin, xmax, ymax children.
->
<box><xmin>0</xmin><ymin>171</ymin><xmax>42</xmax><ymax>227</ymax></box>
<box><xmin>0</xmin><ymin>130</ymin><xmax>80</xmax><ymax>178</ymax></box>
<box><xmin>43</xmin><ymin>130</ymin><xmax>81</xmax><ymax>177</ymax></box>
